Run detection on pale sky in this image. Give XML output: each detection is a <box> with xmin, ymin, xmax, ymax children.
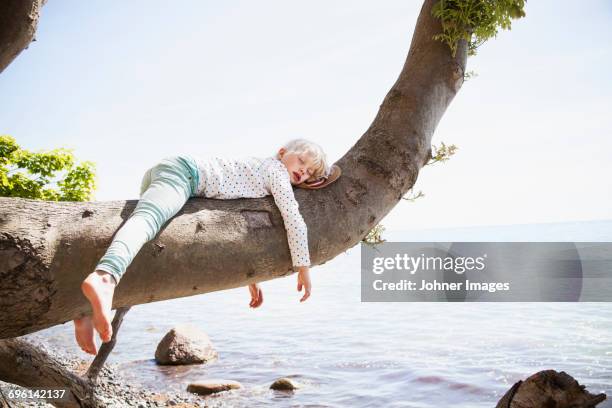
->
<box><xmin>1</xmin><ymin>1</ymin><xmax>610</xmax><ymax>231</ymax></box>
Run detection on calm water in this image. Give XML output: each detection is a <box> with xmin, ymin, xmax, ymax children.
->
<box><xmin>36</xmin><ymin>220</ymin><xmax>612</xmax><ymax>407</ymax></box>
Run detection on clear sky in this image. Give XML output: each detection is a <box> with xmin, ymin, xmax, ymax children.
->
<box><xmin>1</xmin><ymin>1</ymin><xmax>610</xmax><ymax>231</ymax></box>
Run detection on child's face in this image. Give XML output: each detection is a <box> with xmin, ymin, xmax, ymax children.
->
<box><xmin>278</xmin><ymin>148</ymin><xmax>316</xmax><ymax>185</ymax></box>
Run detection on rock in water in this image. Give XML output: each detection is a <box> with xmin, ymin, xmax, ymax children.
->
<box><xmin>270</xmin><ymin>377</ymin><xmax>299</xmax><ymax>391</ymax></box>
<box><xmin>187</xmin><ymin>380</ymin><xmax>242</xmax><ymax>395</ymax></box>
<box><xmin>496</xmin><ymin>369</ymin><xmax>607</xmax><ymax>407</ymax></box>
<box><xmin>155</xmin><ymin>324</ymin><xmax>218</xmax><ymax>365</ymax></box>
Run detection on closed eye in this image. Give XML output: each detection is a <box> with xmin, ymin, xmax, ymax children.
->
<box><xmin>299</xmin><ymin>156</ymin><xmax>314</xmax><ymax>176</ymax></box>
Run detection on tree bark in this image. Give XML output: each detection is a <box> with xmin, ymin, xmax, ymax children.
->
<box><xmin>0</xmin><ymin>0</ymin><xmax>45</xmax><ymax>74</ymax></box>
<box><xmin>0</xmin><ymin>338</ymin><xmax>97</xmax><ymax>407</ymax></box>
<box><xmin>2</xmin><ymin>5</ymin><xmax>608</xmax><ymax>408</ymax></box>
<box><xmin>0</xmin><ymin>0</ymin><xmax>467</xmax><ymax>339</ymax></box>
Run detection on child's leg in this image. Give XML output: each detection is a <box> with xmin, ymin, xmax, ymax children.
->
<box><xmin>80</xmin><ymin>157</ymin><xmax>195</xmax><ymax>345</ymax></box>
<box><xmin>74</xmin><ymin>315</ymin><xmax>97</xmax><ymax>355</ymax></box>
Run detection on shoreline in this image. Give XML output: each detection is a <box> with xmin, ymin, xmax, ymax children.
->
<box><xmin>0</xmin><ymin>334</ymin><xmax>212</xmax><ymax>408</ymax></box>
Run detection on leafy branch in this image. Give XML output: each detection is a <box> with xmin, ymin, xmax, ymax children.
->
<box><xmin>431</xmin><ymin>0</ymin><xmax>526</xmax><ymax>57</ymax></box>
<box><xmin>0</xmin><ymin>135</ymin><xmax>97</xmax><ymax>202</ymax></box>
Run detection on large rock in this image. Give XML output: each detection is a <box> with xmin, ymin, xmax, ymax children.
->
<box><xmin>496</xmin><ymin>370</ymin><xmax>607</xmax><ymax>407</ymax></box>
<box><xmin>187</xmin><ymin>380</ymin><xmax>242</xmax><ymax>396</ymax></box>
<box><xmin>154</xmin><ymin>324</ymin><xmax>218</xmax><ymax>365</ymax></box>
<box><xmin>270</xmin><ymin>377</ymin><xmax>299</xmax><ymax>391</ymax></box>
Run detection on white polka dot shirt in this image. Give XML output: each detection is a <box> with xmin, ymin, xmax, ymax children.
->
<box><xmin>192</xmin><ymin>155</ymin><xmax>311</xmax><ymax>268</ymax></box>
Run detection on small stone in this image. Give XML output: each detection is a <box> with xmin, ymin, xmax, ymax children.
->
<box><xmin>270</xmin><ymin>377</ymin><xmax>299</xmax><ymax>391</ymax></box>
<box><xmin>187</xmin><ymin>379</ymin><xmax>242</xmax><ymax>395</ymax></box>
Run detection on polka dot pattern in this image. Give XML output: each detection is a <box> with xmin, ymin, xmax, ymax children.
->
<box><xmin>192</xmin><ymin>155</ymin><xmax>311</xmax><ymax>268</ymax></box>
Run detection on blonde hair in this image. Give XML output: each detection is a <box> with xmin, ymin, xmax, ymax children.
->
<box><xmin>276</xmin><ymin>138</ymin><xmax>329</xmax><ymax>181</ymax></box>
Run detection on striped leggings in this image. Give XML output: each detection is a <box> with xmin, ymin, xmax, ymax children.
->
<box><xmin>94</xmin><ymin>156</ymin><xmax>199</xmax><ymax>284</ymax></box>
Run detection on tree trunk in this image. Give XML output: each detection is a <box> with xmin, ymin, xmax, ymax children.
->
<box><xmin>0</xmin><ymin>338</ymin><xmax>97</xmax><ymax>407</ymax></box>
<box><xmin>0</xmin><ymin>0</ymin><xmax>45</xmax><ymax>73</ymax></box>
<box><xmin>0</xmin><ymin>0</ymin><xmax>467</xmax><ymax>339</ymax></box>
<box><xmin>2</xmin><ymin>4</ymin><xmax>608</xmax><ymax>407</ymax></box>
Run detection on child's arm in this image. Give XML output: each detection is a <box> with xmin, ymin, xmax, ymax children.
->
<box><xmin>248</xmin><ymin>283</ymin><xmax>263</xmax><ymax>308</ymax></box>
<box><xmin>267</xmin><ymin>165</ymin><xmax>312</xmax><ymax>301</ymax></box>
<box><xmin>296</xmin><ymin>266</ymin><xmax>311</xmax><ymax>302</ymax></box>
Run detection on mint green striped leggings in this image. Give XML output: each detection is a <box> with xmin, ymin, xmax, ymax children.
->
<box><xmin>95</xmin><ymin>156</ymin><xmax>199</xmax><ymax>284</ymax></box>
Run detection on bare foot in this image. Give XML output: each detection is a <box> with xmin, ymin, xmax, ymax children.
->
<box><xmin>73</xmin><ymin>315</ymin><xmax>97</xmax><ymax>355</ymax></box>
<box><xmin>81</xmin><ymin>270</ymin><xmax>116</xmax><ymax>343</ymax></box>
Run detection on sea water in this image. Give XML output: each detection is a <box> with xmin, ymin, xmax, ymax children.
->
<box><xmin>37</xmin><ymin>219</ymin><xmax>612</xmax><ymax>407</ymax></box>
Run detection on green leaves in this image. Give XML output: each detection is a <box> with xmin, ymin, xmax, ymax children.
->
<box><xmin>0</xmin><ymin>135</ymin><xmax>97</xmax><ymax>202</ymax></box>
<box><xmin>363</xmin><ymin>224</ymin><xmax>386</xmax><ymax>246</ymax></box>
<box><xmin>58</xmin><ymin>161</ymin><xmax>97</xmax><ymax>202</ymax></box>
<box><xmin>427</xmin><ymin>141</ymin><xmax>458</xmax><ymax>166</ymax></box>
<box><xmin>432</xmin><ymin>0</ymin><xmax>527</xmax><ymax>57</ymax></box>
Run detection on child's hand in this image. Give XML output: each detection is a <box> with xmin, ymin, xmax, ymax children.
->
<box><xmin>248</xmin><ymin>283</ymin><xmax>263</xmax><ymax>308</ymax></box>
<box><xmin>297</xmin><ymin>266</ymin><xmax>311</xmax><ymax>302</ymax></box>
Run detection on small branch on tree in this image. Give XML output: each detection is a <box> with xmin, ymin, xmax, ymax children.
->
<box><xmin>402</xmin><ymin>189</ymin><xmax>425</xmax><ymax>202</ymax></box>
<box><xmin>86</xmin><ymin>306</ymin><xmax>131</xmax><ymax>381</ymax></box>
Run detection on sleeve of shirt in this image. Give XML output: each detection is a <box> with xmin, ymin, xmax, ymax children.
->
<box><xmin>266</xmin><ymin>164</ymin><xmax>311</xmax><ymax>268</ymax></box>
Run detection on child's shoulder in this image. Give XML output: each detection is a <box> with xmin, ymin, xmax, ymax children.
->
<box><xmin>263</xmin><ymin>157</ymin><xmax>288</xmax><ymax>174</ymax></box>
<box><xmin>256</xmin><ymin>156</ymin><xmax>281</xmax><ymax>170</ymax></box>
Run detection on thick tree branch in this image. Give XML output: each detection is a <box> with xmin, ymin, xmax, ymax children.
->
<box><xmin>0</xmin><ymin>0</ymin><xmax>45</xmax><ymax>74</ymax></box>
<box><xmin>0</xmin><ymin>0</ymin><xmax>467</xmax><ymax>339</ymax></box>
<box><xmin>0</xmin><ymin>338</ymin><xmax>97</xmax><ymax>407</ymax></box>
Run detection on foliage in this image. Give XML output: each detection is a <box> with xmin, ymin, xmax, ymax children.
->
<box><xmin>464</xmin><ymin>70</ymin><xmax>478</xmax><ymax>81</ymax></box>
<box><xmin>363</xmin><ymin>224</ymin><xmax>386</xmax><ymax>246</ymax></box>
<box><xmin>403</xmin><ymin>189</ymin><xmax>425</xmax><ymax>202</ymax></box>
<box><xmin>0</xmin><ymin>135</ymin><xmax>96</xmax><ymax>201</ymax></box>
<box><xmin>425</xmin><ymin>141</ymin><xmax>458</xmax><ymax>166</ymax></box>
<box><xmin>431</xmin><ymin>0</ymin><xmax>526</xmax><ymax>57</ymax></box>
